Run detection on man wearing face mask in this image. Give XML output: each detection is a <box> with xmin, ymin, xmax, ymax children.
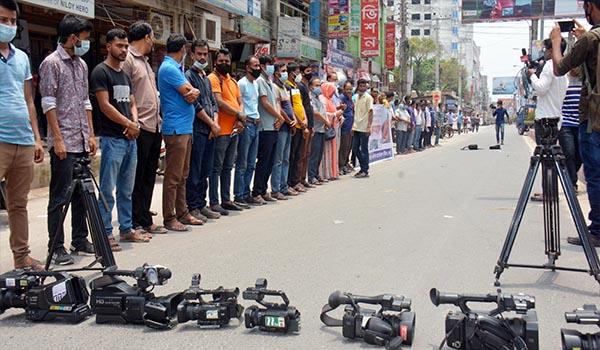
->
<box><xmin>157</xmin><ymin>33</ymin><xmax>203</xmax><ymax>232</ymax></box>
<box><xmin>251</xmin><ymin>54</ymin><xmax>284</xmax><ymax>203</ymax></box>
<box><xmin>123</xmin><ymin>21</ymin><xmax>167</xmax><ymax>237</ymax></box>
<box><xmin>0</xmin><ymin>0</ymin><xmax>45</xmax><ymax>270</ymax></box>
<box><xmin>285</xmin><ymin>62</ymin><xmax>309</xmax><ymax>193</ymax></box>
<box><xmin>235</xmin><ymin>56</ymin><xmax>261</xmax><ymax>207</ymax></box>
<box><xmin>185</xmin><ymin>39</ymin><xmax>222</xmax><ymax>223</ymax></box>
<box><xmin>297</xmin><ymin>60</ymin><xmax>316</xmax><ymax>188</ymax></box>
<box><xmin>208</xmin><ymin>48</ymin><xmax>245</xmax><ymax>216</ymax></box>
<box><xmin>550</xmin><ymin>1</ymin><xmax>600</xmax><ymax>247</ymax></box>
<box><xmin>40</xmin><ymin>14</ymin><xmax>96</xmax><ymax>265</ymax></box>
<box><xmin>308</xmin><ymin>78</ymin><xmax>330</xmax><ymax>185</ymax></box>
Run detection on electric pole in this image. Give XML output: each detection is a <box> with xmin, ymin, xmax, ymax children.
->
<box><xmin>400</xmin><ymin>0</ymin><xmax>408</xmax><ymax>97</ymax></box>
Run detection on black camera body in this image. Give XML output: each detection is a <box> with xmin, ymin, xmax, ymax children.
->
<box><xmin>430</xmin><ymin>288</ymin><xmax>538</xmax><ymax>350</ymax></box>
<box><xmin>90</xmin><ymin>264</ymin><xmax>183</xmax><ymax>329</ymax></box>
<box><xmin>321</xmin><ymin>291</ymin><xmax>415</xmax><ymax>349</ymax></box>
<box><xmin>177</xmin><ymin>273</ymin><xmax>243</xmax><ymax>327</ymax></box>
<box><xmin>242</xmin><ymin>278</ymin><xmax>300</xmax><ymax>333</ymax></box>
<box><xmin>561</xmin><ymin>304</ymin><xmax>600</xmax><ymax>350</ymax></box>
<box><xmin>0</xmin><ymin>269</ymin><xmax>90</xmax><ymax>322</ymax></box>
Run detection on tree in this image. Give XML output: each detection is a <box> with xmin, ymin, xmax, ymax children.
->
<box><xmin>407</xmin><ymin>37</ymin><xmax>436</xmax><ymax>95</ymax></box>
<box><xmin>440</xmin><ymin>58</ymin><xmax>467</xmax><ymax>98</ymax></box>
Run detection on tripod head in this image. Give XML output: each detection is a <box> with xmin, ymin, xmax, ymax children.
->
<box><xmin>536</xmin><ymin>118</ymin><xmax>559</xmax><ymax>146</ymax></box>
<box><xmin>73</xmin><ymin>157</ymin><xmax>93</xmax><ymax>179</ymax></box>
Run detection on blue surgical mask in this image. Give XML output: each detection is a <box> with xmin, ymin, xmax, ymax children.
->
<box><xmin>279</xmin><ymin>72</ymin><xmax>288</xmax><ymax>83</ymax></box>
<box><xmin>74</xmin><ymin>39</ymin><xmax>90</xmax><ymax>57</ymax></box>
<box><xmin>194</xmin><ymin>60</ymin><xmax>208</xmax><ymax>70</ymax></box>
<box><xmin>265</xmin><ymin>65</ymin><xmax>275</xmax><ymax>76</ymax></box>
<box><xmin>180</xmin><ymin>53</ymin><xmax>187</xmax><ymax>66</ymax></box>
<box><xmin>0</xmin><ymin>23</ymin><xmax>17</xmax><ymax>43</ymax></box>
<box><xmin>313</xmin><ymin>87</ymin><xmax>322</xmax><ymax>96</ymax></box>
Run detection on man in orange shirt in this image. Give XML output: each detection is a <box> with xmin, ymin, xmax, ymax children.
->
<box><xmin>207</xmin><ymin>49</ymin><xmax>246</xmax><ymax>215</ymax></box>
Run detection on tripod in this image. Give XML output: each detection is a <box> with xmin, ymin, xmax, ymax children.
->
<box><xmin>44</xmin><ymin>157</ymin><xmax>116</xmax><ymax>271</ymax></box>
<box><xmin>493</xmin><ymin>118</ymin><xmax>600</xmax><ymax>286</ymax></box>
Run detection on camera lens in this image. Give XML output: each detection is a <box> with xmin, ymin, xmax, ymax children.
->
<box><xmin>244</xmin><ymin>305</ymin><xmax>258</xmax><ymax>329</ymax></box>
<box><xmin>561</xmin><ymin>328</ymin><xmax>600</xmax><ymax>349</ymax></box>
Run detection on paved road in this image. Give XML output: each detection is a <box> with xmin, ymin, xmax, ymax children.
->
<box><xmin>0</xmin><ymin>125</ymin><xmax>597</xmax><ymax>349</ymax></box>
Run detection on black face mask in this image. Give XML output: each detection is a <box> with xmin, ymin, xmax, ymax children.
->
<box><xmin>250</xmin><ymin>68</ymin><xmax>261</xmax><ymax>79</ymax></box>
<box><xmin>216</xmin><ymin>63</ymin><xmax>231</xmax><ymax>76</ymax></box>
<box><xmin>304</xmin><ymin>73</ymin><xmax>313</xmax><ymax>81</ymax></box>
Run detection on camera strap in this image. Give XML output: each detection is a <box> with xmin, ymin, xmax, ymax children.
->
<box><xmin>319</xmin><ymin>302</ymin><xmax>343</xmax><ymax>326</ymax></box>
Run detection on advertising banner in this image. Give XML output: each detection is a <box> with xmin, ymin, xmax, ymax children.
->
<box><xmin>369</xmin><ymin>104</ymin><xmax>394</xmax><ymax>164</ymax></box>
<box><xmin>361</xmin><ymin>0</ymin><xmax>379</xmax><ymax>57</ymax></box>
<box><xmin>492</xmin><ymin>76</ymin><xmax>517</xmax><ymax>95</ymax></box>
<box><xmin>384</xmin><ymin>23</ymin><xmax>395</xmax><ymax>69</ymax></box>
<box><xmin>461</xmin><ymin>0</ymin><xmax>584</xmax><ymax>23</ymax></box>
<box><xmin>21</xmin><ymin>0</ymin><xmax>94</xmax><ymax>18</ymax></box>
<box><xmin>328</xmin><ymin>0</ymin><xmax>350</xmax><ymax>38</ymax></box>
<box><xmin>350</xmin><ymin>0</ymin><xmax>361</xmax><ymax>33</ymax></box>
<box><xmin>277</xmin><ymin>17</ymin><xmax>302</xmax><ymax>58</ymax></box>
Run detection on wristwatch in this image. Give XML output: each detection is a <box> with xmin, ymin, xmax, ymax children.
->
<box><xmin>135</xmin><ymin>120</ymin><xmax>141</xmax><ymax>128</ymax></box>
<box><xmin>236</xmin><ymin>111</ymin><xmax>244</xmax><ymax>121</ymax></box>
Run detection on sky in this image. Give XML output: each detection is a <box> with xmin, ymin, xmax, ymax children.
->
<box><xmin>472</xmin><ymin>16</ymin><xmax>589</xmax><ymax>98</ymax></box>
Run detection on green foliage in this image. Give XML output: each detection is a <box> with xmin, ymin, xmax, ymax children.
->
<box><xmin>407</xmin><ymin>37</ymin><xmax>436</xmax><ymax>95</ymax></box>
<box><xmin>440</xmin><ymin>58</ymin><xmax>468</xmax><ymax>98</ymax></box>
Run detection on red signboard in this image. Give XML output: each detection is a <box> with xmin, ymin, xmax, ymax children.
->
<box><xmin>360</xmin><ymin>0</ymin><xmax>379</xmax><ymax>57</ymax></box>
<box><xmin>385</xmin><ymin>23</ymin><xmax>395</xmax><ymax>69</ymax></box>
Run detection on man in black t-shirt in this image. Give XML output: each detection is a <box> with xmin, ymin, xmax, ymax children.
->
<box><xmin>90</xmin><ymin>28</ymin><xmax>147</xmax><ymax>249</ymax></box>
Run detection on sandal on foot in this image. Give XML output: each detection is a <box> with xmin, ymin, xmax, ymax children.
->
<box><xmin>180</xmin><ymin>215</ymin><xmax>204</xmax><ymax>226</ymax></box>
<box><xmin>134</xmin><ymin>227</ymin><xmax>152</xmax><ymax>239</ymax></box>
<box><xmin>120</xmin><ymin>231</ymin><xmax>150</xmax><ymax>243</ymax></box>
<box><xmin>165</xmin><ymin>220</ymin><xmax>189</xmax><ymax>232</ymax></box>
<box><xmin>144</xmin><ymin>224</ymin><xmax>168</xmax><ymax>234</ymax></box>
<box><xmin>108</xmin><ymin>237</ymin><xmax>123</xmax><ymax>251</ymax></box>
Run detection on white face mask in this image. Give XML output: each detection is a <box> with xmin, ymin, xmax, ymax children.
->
<box><xmin>0</xmin><ymin>23</ymin><xmax>17</xmax><ymax>43</ymax></box>
<box><xmin>295</xmin><ymin>74</ymin><xmax>302</xmax><ymax>83</ymax></box>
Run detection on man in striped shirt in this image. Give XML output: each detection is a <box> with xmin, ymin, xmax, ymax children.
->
<box><xmin>559</xmin><ymin>68</ymin><xmax>583</xmax><ymax>193</ymax></box>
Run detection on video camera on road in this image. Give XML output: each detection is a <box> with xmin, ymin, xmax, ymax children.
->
<box><xmin>89</xmin><ymin>264</ymin><xmax>182</xmax><ymax>330</ymax></box>
<box><xmin>320</xmin><ymin>290</ymin><xmax>415</xmax><ymax>350</ymax></box>
<box><xmin>561</xmin><ymin>304</ymin><xmax>600</xmax><ymax>350</ymax></box>
<box><xmin>242</xmin><ymin>278</ymin><xmax>301</xmax><ymax>333</ymax></box>
<box><xmin>0</xmin><ymin>269</ymin><xmax>90</xmax><ymax>323</ymax></box>
<box><xmin>177</xmin><ymin>273</ymin><xmax>244</xmax><ymax>327</ymax></box>
<box><xmin>430</xmin><ymin>288</ymin><xmax>538</xmax><ymax>350</ymax></box>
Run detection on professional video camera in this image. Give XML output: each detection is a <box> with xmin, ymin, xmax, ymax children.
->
<box><xmin>430</xmin><ymin>288</ymin><xmax>538</xmax><ymax>350</ymax></box>
<box><xmin>0</xmin><ymin>269</ymin><xmax>90</xmax><ymax>322</ymax></box>
<box><xmin>89</xmin><ymin>264</ymin><xmax>183</xmax><ymax>330</ymax></box>
<box><xmin>320</xmin><ymin>290</ymin><xmax>415</xmax><ymax>350</ymax></box>
<box><xmin>561</xmin><ymin>304</ymin><xmax>600</xmax><ymax>350</ymax></box>
<box><xmin>177</xmin><ymin>273</ymin><xmax>243</xmax><ymax>327</ymax></box>
<box><xmin>242</xmin><ymin>278</ymin><xmax>300</xmax><ymax>333</ymax></box>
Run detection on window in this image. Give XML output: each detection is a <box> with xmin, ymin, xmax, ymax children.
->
<box><xmin>411</xmin><ymin>14</ymin><xmax>421</xmax><ymax>20</ymax></box>
<box><xmin>411</xmin><ymin>0</ymin><xmax>420</xmax><ymax>4</ymax></box>
<box><xmin>452</xmin><ymin>0</ymin><xmax>458</xmax><ymax>3</ymax></box>
<box><xmin>387</xmin><ymin>0</ymin><xmax>394</xmax><ymax>6</ymax></box>
<box><xmin>424</xmin><ymin>29</ymin><xmax>430</xmax><ymax>36</ymax></box>
<box><xmin>425</xmin><ymin>0</ymin><xmax>431</xmax><ymax>4</ymax></box>
<box><xmin>452</xmin><ymin>26</ymin><xmax>458</xmax><ymax>35</ymax></box>
<box><xmin>424</xmin><ymin>13</ymin><xmax>431</xmax><ymax>20</ymax></box>
<box><xmin>411</xmin><ymin>29</ymin><xmax>420</xmax><ymax>36</ymax></box>
<box><xmin>451</xmin><ymin>42</ymin><xmax>458</xmax><ymax>51</ymax></box>
<box><xmin>452</xmin><ymin>10</ymin><xmax>459</xmax><ymax>19</ymax></box>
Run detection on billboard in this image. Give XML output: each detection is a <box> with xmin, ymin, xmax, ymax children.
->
<box><xmin>492</xmin><ymin>76</ymin><xmax>517</xmax><ymax>95</ymax></box>
<box><xmin>328</xmin><ymin>0</ymin><xmax>350</xmax><ymax>38</ymax></box>
<box><xmin>461</xmin><ymin>0</ymin><xmax>584</xmax><ymax>23</ymax></box>
<box><xmin>361</xmin><ymin>0</ymin><xmax>379</xmax><ymax>57</ymax></box>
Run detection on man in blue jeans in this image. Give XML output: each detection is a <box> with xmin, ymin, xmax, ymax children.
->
<box><xmin>352</xmin><ymin>79</ymin><xmax>373</xmax><ymax>178</ymax></box>
<box><xmin>551</xmin><ymin>3</ymin><xmax>600</xmax><ymax>246</ymax></box>
<box><xmin>493</xmin><ymin>100</ymin><xmax>509</xmax><ymax>145</ymax></box>
<box><xmin>91</xmin><ymin>28</ymin><xmax>146</xmax><ymax>246</ymax></box>
<box><xmin>235</xmin><ymin>56</ymin><xmax>261</xmax><ymax>207</ymax></box>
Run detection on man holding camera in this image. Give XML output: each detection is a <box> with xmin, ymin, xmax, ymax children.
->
<box><xmin>551</xmin><ymin>2</ymin><xmax>600</xmax><ymax>246</ymax></box>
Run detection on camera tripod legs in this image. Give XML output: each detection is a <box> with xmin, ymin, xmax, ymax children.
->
<box><xmin>494</xmin><ymin>145</ymin><xmax>600</xmax><ymax>287</ymax></box>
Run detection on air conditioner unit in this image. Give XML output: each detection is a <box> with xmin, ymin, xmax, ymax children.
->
<box><xmin>200</xmin><ymin>13</ymin><xmax>221</xmax><ymax>49</ymax></box>
<box><xmin>148</xmin><ymin>12</ymin><xmax>172</xmax><ymax>45</ymax></box>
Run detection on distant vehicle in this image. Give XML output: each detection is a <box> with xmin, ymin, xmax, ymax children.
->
<box><xmin>515</xmin><ymin>104</ymin><xmax>535</xmax><ymax>135</ymax></box>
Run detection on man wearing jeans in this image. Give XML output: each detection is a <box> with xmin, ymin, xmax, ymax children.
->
<box><xmin>352</xmin><ymin>78</ymin><xmax>373</xmax><ymax>178</ymax></box>
<box><xmin>493</xmin><ymin>101</ymin><xmax>509</xmax><ymax>145</ymax></box>
<box><xmin>235</xmin><ymin>56</ymin><xmax>261</xmax><ymax>207</ymax></box>
<box><xmin>40</xmin><ymin>14</ymin><xmax>96</xmax><ymax>265</ymax></box>
<box><xmin>0</xmin><ymin>0</ymin><xmax>45</xmax><ymax>270</ymax></box>
<box><xmin>91</xmin><ymin>28</ymin><xmax>144</xmax><ymax>246</ymax></box>
<box><xmin>551</xmin><ymin>3</ymin><xmax>600</xmax><ymax>246</ymax></box>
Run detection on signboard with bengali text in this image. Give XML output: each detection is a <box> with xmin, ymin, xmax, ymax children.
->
<box><xmin>360</xmin><ymin>0</ymin><xmax>379</xmax><ymax>57</ymax></box>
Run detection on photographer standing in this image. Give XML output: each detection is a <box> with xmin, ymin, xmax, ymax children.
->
<box><xmin>492</xmin><ymin>101</ymin><xmax>509</xmax><ymax>145</ymax></box>
<box><xmin>550</xmin><ymin>3</ymin><xmax>600</xmax><ymax>247</ymax></box>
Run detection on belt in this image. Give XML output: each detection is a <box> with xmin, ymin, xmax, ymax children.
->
<box><xmin>246</xmin><ymin>118</ymin><xmax>261</xmax><ymax>125</ymax></box>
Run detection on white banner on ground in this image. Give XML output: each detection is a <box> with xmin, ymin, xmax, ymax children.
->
<box><xmin>369</xmin><ymin>104</ymin><xmax>394</xmax><ymax>164</ymax></box>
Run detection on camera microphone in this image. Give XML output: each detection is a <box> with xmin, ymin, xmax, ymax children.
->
<box><xmin>521</xmin><ymin>48</ymin><xmax>527</xmax><ymax>57</ymax></box>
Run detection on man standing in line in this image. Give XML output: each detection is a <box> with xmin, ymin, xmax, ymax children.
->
<box><xmin>285</xmin><ymin>62</ymin><xmax>309</xmax><ymax>193</ymax></box>
<box><xmin>297</xmin><ymin>61</ymin><xmax>316</xmax><ymax>188</ymax></box>
<box><xmin>493</xmin><ymin>101</ymin><xmax>509</xmax><ymax>145</ymax></box>
<box><xmin>352</xmin><ymin>79</ymin><xmax>373</xmax><ymax>178</ymax></box>
<box><xmin>338</xmin><ymin>81</ymin><xmax>354</xmax><ymax>174</ymax></box>
<box><xmin>235</xmin><ymin>56</ymin><xmax>261</xmax><ymax>206</ymax></box>
<box><xmin>91</xmin><ymin>28</ymin><xmax>146</xmax><ymax>246</ymax></box>
<box><xmin>0</xmin><ymin>0</ymin><xmax>45</xmax><ymax>269</ymax></box>
<box><xmin>434</xmin><ymin>102</ymin><xmax>444</xmax><ymax>145</ymax></box>
<box><xmin>123</xmin><ymin>21</ymin><xmax>166</xmax><ymax>236</ymax></box>
<box><xmin>208</xmin><ymin>49</ymin><xmax>246</xmax><ymax>215</ymax></box>
<box><xmin>307</xmin><ymin>78</ymin><xmax>330</xmax><ymax>185</ymax></box>
<box><xmin>251</xmin><ymin>54</ymin><xmax>284</xmax><ymax>202</ymax></box>
<box><xmin>157</xmin><ymin>33</ymin><xmax>203</xmax><ymax>232</ymax></box>
<box><xmin>40</xmin><ymin>14</ymin><xmax>96</xmax><ymax>265</ymax></box>
<box><xmin>185</xmin><ymin>39</ymin><xmax>222</xmax><ymax>222</ymax></box>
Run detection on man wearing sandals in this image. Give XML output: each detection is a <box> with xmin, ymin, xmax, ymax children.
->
<box><xmin>158</xmin><ymin>33</ymin><xmax>203</xmax><ymax>231</ymax></box>
<box><xmin>0</xmin><ymin>0</ymin><xmax>45</xmax><ymax>270</ymax></box>
<box><xmin>91</xmin><ymin>28</ymin><xmax>147</xmax><ymax>248</ymax></box>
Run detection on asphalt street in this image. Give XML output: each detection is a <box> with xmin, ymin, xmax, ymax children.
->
<box><xmin>0</xmin><ymin>125</ymin><xmax>597</xmax><ymax>349</ymax></box>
